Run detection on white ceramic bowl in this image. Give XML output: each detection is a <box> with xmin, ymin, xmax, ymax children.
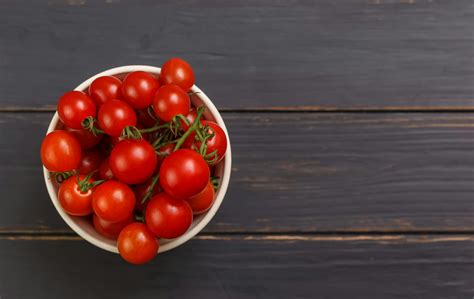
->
<box><xmin>43</xmin><ymin>65</ymin><xmax>232</xmax><ymax>254</ymax></box>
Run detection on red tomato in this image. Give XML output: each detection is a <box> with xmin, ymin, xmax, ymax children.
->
<box><xmin>133</xmin><ymin>177</ymin><xmax>161</xmax><ymax>212</ymax></box>
<box><xmin>196</xmin><ymin>121</ymin><xmax>228</xmax><ymax>164</ymax></box>
<box><xmin>153</xmin><ymin>84</ymin><xmax>190</xmax><ymax>122</ymax></box>
<box><xmin>160</xmin><ymin>58</ymin><xmax>195</xmax><ymax>91</ymax></box>
<box><xmin>121</xmin><ymin>71</ymin><xmax>159</xmax><ymax>109</ymax></box>
<box><xmin>187</xmin><ymin>181</ymin><xmax>215</xmax><ymax>214</ymax></box>
<box><xmin>92</xmin><ymin>180</ymin><xmax>135</xmax><ymax>222</ymax></box>
<box><xmin>98</xmin><ymin>157</ymin><xmax>115</xmax><ymax>180</ymax></box>
<box><xmin>118</xmin><ymin>222</ymin><xmax>158</xmax><ymax>265</ymax></box>
<box><xmin>88</xmin><ymin>76</ymin><xmax>123</xmax><ymax>106</ymax></box>
<box><xmin>98</xmin><ymin>99</ymin><xmax>137</xmax><ymax>137</ymax></box>
<box><xmin>65</xmin><ymin>126</ymin><xmax>103</xmax><ymax>150</ymax></box>
<box><xmin>109</xmin><ymin>139</ymin><xmax>157</xmax><ymax>185</ymax></box>
<box><xmin>145</xmin><ymin>193</ymin><xmax>193</xmax><ymax>239</ymax></box>
<box><xmin>77</xmin><ymin>149</ymin><xmax>102</xmax><ymax>176</ymax></box>
<box><xmin>160</xmin><ymin>149</ymin><xmax>209</xmax><ymax>199</ymax></box>
<box><xmin>58</xmin><ymin>175</ymin><xmax>95</xmax><ymax>216</ymax></box>
<box><xmin>93</xmin><ymin>214</ymin><xmax>133</xmax><ymax>239</ymax></box>
<box><xmin>136</xmin><ymin>108</ymin><xmax>158</xmax><ymax>127</ymax></box>
<box><xmin>57</xmin><ymin>91</ymin><xmax>96</xmax><ymax>129</ymax></box>
<box><xmin>156</xmin><ymin>143</ymin><xmax>174</xmax><ymax>169</ymax></box>
<box><xmin>41</xmin><ymin>130</ymin><xmax>82</xmax><ymax>172</ymax></box>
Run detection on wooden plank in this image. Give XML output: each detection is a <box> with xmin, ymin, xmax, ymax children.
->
<box><xmin>0</xmin><ymin>235</ymin><xmax>472</xmax><ymax>298</ymax></box>
<box><xmin>0</xmin><ymin>0</ymin><xmax>473</xmax><ymax>109</ymax></box>
<box><xmin>1</xmin><ymin>112</ymin><xmax>473</xmax><ymax>232</ymax></box>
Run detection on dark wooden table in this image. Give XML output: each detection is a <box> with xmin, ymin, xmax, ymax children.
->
<box><xmin>1</xmin><ymin>0</ymin><xmax>473</xmax><ymax>298</ymax></box>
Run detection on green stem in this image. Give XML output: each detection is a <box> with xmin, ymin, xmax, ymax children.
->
<box><xmin>77</xmin><ymin>172</ymin><xmax>105</xmax><ymax>193</ymax></box>
<box><xmin>147</xmin><ymin>106</ymin><xmax>159</xmax><ymax>121</ymax></box>
<box><xmin>120</xmin><ymin>126</ymin><xmax>142</xmax><ymax>140</ymax></box>
<box><xmin>134</xmin><ymin>213</ymin><xmax>144</xmax><ymax>223</ymax></box>
<box><xmin>54</xmin><ymin>171</ymin><xmax>75</xmax><ymax>184</ymax></box>
<box><xmin>210</xmin><ymin>176</ymin><xmax>220</xmax><ymax>192</ymax></box>
<box><xmin>81</xmin><ymin>116</ymin><xmax>104</xmax><ymax>136</ymax></box>
<box><xmin>139</xmin><ymin>123</ymin><xmax>169</xmax><ymax>134</ymax></box>
<box><xmin>141</xmin><ymin>174</ymin><xmax>159</xmax><ymax>205</ymax></box>
<box><xmin>174</xmin><ymin>106</ymin><xmax>205</xmax><ymax>151</ymax></box>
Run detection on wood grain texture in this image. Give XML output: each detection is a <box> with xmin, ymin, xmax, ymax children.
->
<box><xmin>0</xmin><ymin>235</ymin><xmax>472</xmax><ymax>298</ymax></box>
<box><xmin>0</xmin><ymin>0</ymin><xmax>473</xmax><ymax>109</ymax></box>
<box><xmin>1</xmin><ymin>112</ymin><xmax>473</xmax><ymax>232</ymax></box>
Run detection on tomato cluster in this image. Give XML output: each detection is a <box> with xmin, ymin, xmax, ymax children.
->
<box><xmin>40</xmin><ymin>58</ymin><xmax>228</xmax><ymax>265</ymax></box>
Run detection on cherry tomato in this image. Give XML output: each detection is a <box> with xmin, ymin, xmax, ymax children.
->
<box><xmin>136</xmin><ymin>108</ymin><xmax>158</xmax><ymax>128</ymax></box>
<box><xmin>110</xmin><ymin>139</ymin><xmax>157</xmax><ymax>185</ymax></box>
<box><xmin>77</xmin><ymin>149</ymin><xmax>102</xmax><ymax>176</ymax></box>
<box><xmin>160</xmin><ymin>149</ymin><xmax>209</xmax><ymax>199</ymax></box>
<box><xmin>156</xmin><ymin>143</ymin><xmax>174</xmax><ymax>169</ymax></box>
<box><xmin>98</xmin><ymin>157</ymin><xmax>115</xmax><ymax>180</ymax></box>
<box><xmin>58</xmin><ymin>175</ymin><xmax>95</xmax><ymax>216</ymax></box>
<box><xmin>98</xmin><ymin>99</ymin><xmax>137</xmax><ymax>137</ymax></box>
<box><xmin>88</xmin><ymin>76</ymin><xmax>122</xmax><ymax>106</ymax></box>
<box><xmin>93</xmin><ymin>214</ymin><xmax>133</xmax><ymax>239</ymax></box>
<box><xmin>160</xmin><ymin>58</ymin><xmax>195</xmax><ymax>91</ymax></box>
<box><xmin>145</xmin><ymin>192</ymin><xmax>193</xmax><ymax>239</ymax></box>
<box><xmin>121</xmin><ymin>71</ymin><xmax>159</xmax><ymax>109</ymax></box>
<box><xmin>41</xmin><ymin>130</ymin><xmax>82</xmax><ymax>172</ymax></box>
<box><xmin>187</xmin><ymin>181</ymin><xmax>215</xmax><ymax>214</ymax></box>
<box><xmin>153</xmin><ymin>84</ymin><xmax>190</xmax><ymax>122</ymax></box>
<box><xmin>92</xmin><ymin>180</ymin><xmax>135</xmax><ymax>222</ymax></box>
<box><xmin>57</xmin><ymin>91</ymin><xmax>96</xmax><ymax>129</ymax></box>
<box><xmin>65</xmin><ymin>126</ymin><xmax>103</xmax><ymax>150</ymax></box>
<box><xmin>196</xmin><ymin>121</ymin><xmax>227</xmax><ymax>164</ymax></box>
<box><xmin>118</xmin><ymin>222</ymin><xmax>158</xmax><ymax>265</ymax></box>
<box><xmin>133</xmin><ymin>177</ymin><xmax>160</xmax><ymax>212</ymax></box>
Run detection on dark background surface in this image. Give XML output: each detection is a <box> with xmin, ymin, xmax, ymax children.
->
<box><xmin>0</xmin><ymin>0</ymin><xmax>473</xmax><ymax>298</ymax></box>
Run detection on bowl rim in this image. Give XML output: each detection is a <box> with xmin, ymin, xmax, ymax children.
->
<box><xmin>43</xmin><ymin>65</ymin><xmax>232</xmax><ymax>254</ymax></box>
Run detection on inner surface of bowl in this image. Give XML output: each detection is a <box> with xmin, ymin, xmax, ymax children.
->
<box><xmin>44</xmin><ymin>66</ymin><xmax>231</xmax><ymax>253</ymax></box>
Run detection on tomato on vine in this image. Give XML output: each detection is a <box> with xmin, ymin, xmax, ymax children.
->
<box><xmin>98</xmin><ymin>99</ymin><xmax>137</xmax><ymax>137</ymax></box>
<box><xmin>58</xmin><ymin>91</ymin><xmax>97</xmax><ymax>129</ymax></box>
<box><xmin>196</xmin><ymin>121</ymin><xmax>227</xmax><ymax>164</ymax></box>
<box><xmin>153</xmin><ymin>84</ymin><xmax>190</xmax><ymax>122</ymax></box>
<box><xmin>58</xmin><ymin>175</ymin><xmax>101</xmax><ymax>216</ymax></box>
